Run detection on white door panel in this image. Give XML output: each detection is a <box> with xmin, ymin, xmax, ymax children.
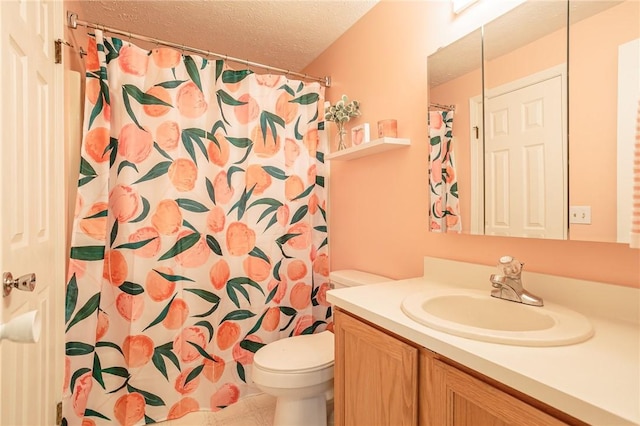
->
<box><xmin>1</xmin><ymin>1</ymin><xmax>65</xmax><ymax>425</ymax></box>
<box><xmin>485</xmin><ymin>74</ymin><xmax>567</xmax><ymax>239</ymax></box>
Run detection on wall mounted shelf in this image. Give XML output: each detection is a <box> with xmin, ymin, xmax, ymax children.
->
<box><xmin>325</xmin><ymin>137</ymin><xmax>410</xmax><ymax>161</ymax></box>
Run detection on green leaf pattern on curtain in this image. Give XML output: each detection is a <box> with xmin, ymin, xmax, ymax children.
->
<box><xmin>62</xmin><ymin>31</ymin><xmax>329</xmax><ymax>425</ymax></box>
<box><xmin>428</xmin><ymin>111</ymin><xmax>461</xmax><ymax>232</ymax></box>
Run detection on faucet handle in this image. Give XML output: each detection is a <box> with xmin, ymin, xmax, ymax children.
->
<box><xmin>498</xmin><ymin>256</ymin><xmax>523</xmax><ymax>277</ymax></box>
<box><xmin>499</xmin><ymin>255</ymin><xmax>514</xmax><ymax>264</ymax></box>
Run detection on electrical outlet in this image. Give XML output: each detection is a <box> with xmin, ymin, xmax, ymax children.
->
<box><xmin>569</xmin><ymin>206</ymin><xmax>591</xmax><ymax>224</ymax></box>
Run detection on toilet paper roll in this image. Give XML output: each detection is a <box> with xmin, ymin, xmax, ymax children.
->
<box><xmin>0</xmin><ymin>310</ymin><xmax>41</xmax><ymax>343</ymax></box>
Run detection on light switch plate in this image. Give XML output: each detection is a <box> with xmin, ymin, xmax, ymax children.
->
<box><xmin>569</xmin><ymin>206</ymin><xmax>591</xmax><ymax>224</ymax></box>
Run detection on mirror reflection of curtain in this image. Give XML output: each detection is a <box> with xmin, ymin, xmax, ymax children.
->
<box><xmin>62</xmin><ymin>30</ymin><xmax>330</xmax><ymax>425</ymax></box>
<box><xmin>429</xmin><ymin>110</ymin><xmax>461</xmax><ymax>233</ymax></box>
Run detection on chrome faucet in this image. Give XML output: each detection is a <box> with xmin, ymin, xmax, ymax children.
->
<box><xmin>489</xmin><ymin>256</ymin><xmax>543</xmax><ymax>306</ymax></box>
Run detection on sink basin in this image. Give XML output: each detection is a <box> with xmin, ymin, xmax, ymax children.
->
<box><xmin>401</xmin><ymin>288</ymin><xmax>594</xmax><ymax>346</ymax></box>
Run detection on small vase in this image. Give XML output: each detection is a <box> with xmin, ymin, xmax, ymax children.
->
<box><xmin>336</xmin><ymin>122</ymin><xmax>347</xmax><ymax>150</ymax></box>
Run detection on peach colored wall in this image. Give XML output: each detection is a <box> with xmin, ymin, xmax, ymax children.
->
<box><xmin>304</xmin><ymin>1</ymin><xmax>639</xmax><ymax>288</ymax></box>
<box><xmin>485</xmin><ymin>28</ymin><xmax>565</xmax><ymax>89</ymax></box>
<box><xmin>63</xmin><ymin>1</ymin><xmax>88</xmax><ymax>272</ymax></box>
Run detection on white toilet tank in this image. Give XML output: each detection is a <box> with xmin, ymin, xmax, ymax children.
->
<box><xmin>329</xmin><ymin>269</ymin><xmax>390</xmax><ymax>289</ymax></box>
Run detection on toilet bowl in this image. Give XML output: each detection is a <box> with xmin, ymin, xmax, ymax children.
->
<box><xmin>251</xmin><ymin>270</ymin><xmax>390</xmax><ymax>426</ymax></box>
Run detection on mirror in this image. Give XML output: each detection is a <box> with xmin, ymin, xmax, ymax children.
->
<box><xmin>428</xmin><ymin>29</ymin><xmax>482</xmax><ymax>234</ymax></box>
<box><xmin>427</xmin><ymin>0</ymin><xmax>639</xmax><ymax>242</ymax></box>
<box><xmin>427</xmin><ymin>29</ymin><xmax>482</xmax><ymax>232</ymax></box>
<box><xmin>568</xmin><ymin>0</ymin><xmax>639</xmax><ymax>243</ymax></box>
<box><xmin>482</xmin><ymin>1</ymin><xmax>568</xmax><ymax>239</ymax></box>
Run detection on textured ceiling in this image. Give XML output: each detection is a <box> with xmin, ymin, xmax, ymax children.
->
<box><xmin>65</xmin><ymin>0</ymin><xmax>379</xmax><ymax>73</ymax></box>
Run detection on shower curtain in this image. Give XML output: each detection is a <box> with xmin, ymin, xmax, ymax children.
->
<box><xmin>428</xmin><ymin>110</ymin><xmax>461</xmax><ymax>233</ymax></box>
<box><xmin>62</xmin><ymin>30</ymin><xmax>330</xmax><ymax>425</ymax></box>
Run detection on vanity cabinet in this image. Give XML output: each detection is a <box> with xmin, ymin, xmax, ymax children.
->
<box><xmin>334</xmin><ymin>309</ymin><xmax>585</xmax><ymax>426</ymax></box>
<box><xmin>334</xmin><ymin>309</ymin><xmax>419</xmax><ymax>426</ymax></box>
<box><xmin>423</xmin><ymin>352</ymin><xmax>569</xmax><ymax>426</ymax></box>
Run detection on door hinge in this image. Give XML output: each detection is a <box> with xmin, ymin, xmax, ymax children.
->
<box><xmin>56</xmin><ymin>401</ymin><xmax>62</xmax><ymax>425</ymax></box>
<box><xmin>54</xmin><ymin>39</ymin><xmax>62</xmax><ymax>64</ymax></box>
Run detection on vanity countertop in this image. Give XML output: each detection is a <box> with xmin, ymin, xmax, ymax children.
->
<box><xmin>326</xmin><ymin>257</ymin><xmax>640</xmax><ymax>426</ymax></box>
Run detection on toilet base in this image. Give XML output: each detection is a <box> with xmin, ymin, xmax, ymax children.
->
<box><xmin>273</xmin><ymin>394</ymin><xmax>327</xmax><ymax>426</ymax></box>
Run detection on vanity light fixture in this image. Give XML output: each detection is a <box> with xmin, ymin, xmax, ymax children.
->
<box><xmin>452</xmin><ymin>0</ymin><xmax>479</xmax><ymax>14</ymax></box>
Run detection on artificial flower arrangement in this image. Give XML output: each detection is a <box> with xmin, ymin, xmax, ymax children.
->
<box><xmin>324</xmin><ymin>95</ymin><xmax>361</xmax><ymax>150</ymax></box>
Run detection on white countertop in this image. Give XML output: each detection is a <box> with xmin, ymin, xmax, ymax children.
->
<box><xmin>326</xmin><ymin>257</ymin><xmax>640</xmax><ymax>426</ymax></box>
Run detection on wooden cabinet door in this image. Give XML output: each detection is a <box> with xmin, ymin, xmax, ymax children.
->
<box><xmin>334</xmin><ymin>309</ymin><xmax>418</xmax><ymax>426</ymax></box>
<box><xmin>425</xmin><ymin>353</ymin><xmax>567</xmax><ymax>426</ymax></box>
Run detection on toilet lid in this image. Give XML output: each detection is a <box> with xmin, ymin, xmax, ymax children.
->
<box><xmin>254</xmin><ymin>330</ymin><xmax>334</xmax><ymax>373</ymax></box>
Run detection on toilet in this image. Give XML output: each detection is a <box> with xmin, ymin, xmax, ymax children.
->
<box><xmin>251</xmin><ymin>270</ymin><xmax>390</xmax><ymax>426</ymax></box>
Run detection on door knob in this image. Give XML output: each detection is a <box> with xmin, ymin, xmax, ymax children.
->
<box><xmin>3</xmin><ymin>272</ymin><xmax>36</xmax><ymax>297</ymax></box>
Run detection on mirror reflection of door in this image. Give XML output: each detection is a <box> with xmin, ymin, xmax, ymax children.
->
<box><xmin>484</xmin><ymin>67</ymin><xmax>567</xmax><ymax>239</ymax></box>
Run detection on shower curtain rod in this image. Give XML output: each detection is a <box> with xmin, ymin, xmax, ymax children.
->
<box><xmin>429</xmin><ymin>102</ymin><xmax>455</xmax><ymax>112</ymax></box>
<box><xmin>66</xmin><ymin>11</ymin><xmax>332</xmax><ymax>87</ymax></box>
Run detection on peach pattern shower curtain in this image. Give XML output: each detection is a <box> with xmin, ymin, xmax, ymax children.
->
<box><xmin>62</xmin><ymin>30</ymin><xmax>329</xmax><ymax>425</ymax></box>
<box><xmin>429</xmin><ymin>110</ymin><xmax>461</xmax><ymax>232</ymax></box>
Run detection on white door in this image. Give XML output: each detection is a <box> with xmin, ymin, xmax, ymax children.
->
<box><xmin>484</xmin><ymin>74</ymin><xmax>567</xmax><ymax>239</ymax></box>
<box><xmin>0</xmin><ymin>1</ymin><xmax>65</xmax><ymax>425</ymax></box>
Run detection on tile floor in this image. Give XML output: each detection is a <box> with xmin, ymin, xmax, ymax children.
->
<box><xmin>165</xmin><ymin>393</ymin><xmax>334</xmax><ymax>426</ymax></box>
